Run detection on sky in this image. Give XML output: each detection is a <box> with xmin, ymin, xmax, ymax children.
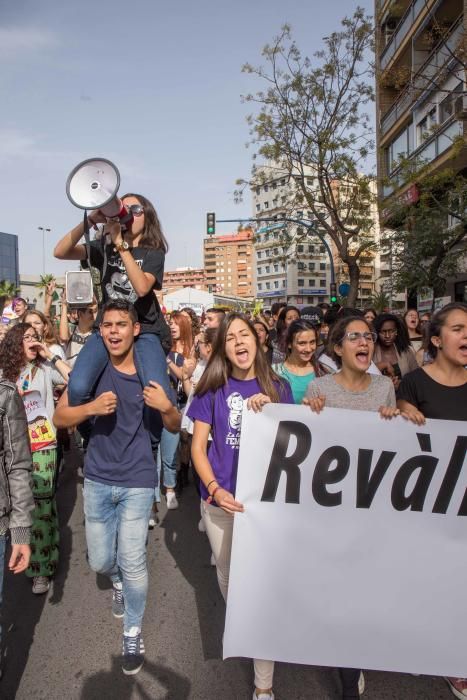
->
<box><xmin>0</xmin><ymin>0</ymin><xmax>374</xmax><ymax>278</ymax></box>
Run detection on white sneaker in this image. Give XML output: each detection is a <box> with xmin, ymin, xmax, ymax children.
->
<box><xmin>358</xmin><ymin>671</ymin><xmax>365</xmax><ymax>695</ymax></box>
<box><xmin>253</xmin><ymin>692</ymin><xmax>275</xmax><ymax>700</ymax></box>
<box><xmin>166</xmin><ymin>491</ymin><xmax>179</xmax><ymax>510</ymax></box>
<box><xmin>148</xmin><ymin>516</ymin><xmax>156</xmax><ymax>529</ymax></box>
<box><xmin>32</xmin><ymin>576</ymin><xmax>50</xmax><ymax>594</ymax></box>
<box><xmin>198</xmin><ymin>517</ymin><xmax>206</xmax><ymax>532</ymax></box>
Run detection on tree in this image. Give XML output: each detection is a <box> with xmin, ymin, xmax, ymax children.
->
<box><xmin>237</xmin><ymin>8</ymin><xmax>377</xmax><ymax>307</ymax></box>
<box><xmin>0</xmin><ymin>280</ymin><xmax>20</xmax><ymax>315</ymax></box>
<box><xmin>36</xmin><ymin>274</ymin><xmax>57</xmax><ymax>298</ymax></box>
<box><xmin>383</xmin><ymin>161</ymin><xmax>467</xmax><ymax>303</ymax></box>
<box><xmin>368</xmin><ymin>289</ymin><xmax>390</xmax><ymax>313</ymax></box>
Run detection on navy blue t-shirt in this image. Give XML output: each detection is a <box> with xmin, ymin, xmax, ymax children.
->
<box><xmin>85</xmin><ymin>363</ymin><xmax>155</xmax><ymax>488</ymax></box>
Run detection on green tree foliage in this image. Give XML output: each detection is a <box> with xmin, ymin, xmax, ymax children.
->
<box><xmin>237</xmin><ymin>8</ymin><xmax>377</xmax><ymax>307</ymax></box>
<box><xmin>383</xmin><ymin>164</ymin><xmax>467</xmax><ymax>300</ymax></box>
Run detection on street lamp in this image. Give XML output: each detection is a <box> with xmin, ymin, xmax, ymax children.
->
<box><xmin>38</xmin><ymin>227</ymin><xmax>51</xmax><ymax>275</ymax></box>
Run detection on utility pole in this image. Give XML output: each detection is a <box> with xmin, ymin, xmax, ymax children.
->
<box><xmin>38</xmin><ymin>227</ymin><xmax>51</xmax><ymax>275</ymax></box>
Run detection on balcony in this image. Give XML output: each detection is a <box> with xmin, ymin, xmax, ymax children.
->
<box><xmin>383</xmin><ymin>117</ymin><xmax>463</xmax><ymax>197</ymax></box>
<box><xmin>381</xmin><ymin>0</ymin><xmax>435</xmax><ymax>70</ymax></box>
<box><xmin>381</xmin><ymin>16</ymin><xmax>464</xmax><ymax>136</ymax></box>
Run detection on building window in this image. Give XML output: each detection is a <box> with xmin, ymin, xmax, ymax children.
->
<box><xmin>320</xmin><ymin>262</ymin><xmax>326</xmax><ymax>271</ymax></box>
<box><xmin>266</xmin><ymin>282</ymin><xmax>271</xmax><ymax>290</ymax></box>
<box><xmin>265</xmin><ymin>265</ymin><xmax>270</xmax><ymax>273</ymax></box>
<box><xmin>255</xmin><ymin>186</ymin><xmax>260</xmax><ymax>195</ymax></box>
<box><xmin>264</xmin><ymin>184</ymin><xmax>269</xmax><ymax>192</ymax></box>
<box><xmin>440</xmin><ymin>83</ymin><xmax>463</xmax><ymax>123</ymax></box>
<box><xmin>308</xmin><ymin>262</ymin><xmax>315</xmax><ymax>271</ymax></box>
<box><xmin>256</xmin><ymin>203</ymin><xmax>261</xmax><ymax>212</ymax></box>
<box><xmin>274</xmin><ymin>281</ymin><xmax>279</xmax><ymax>289</ymax></box>
<box><xmin>258</xmin><ymin>283</ymin><xmax>262</xmax><ymax>290</ymax></box>
<box><xmin>298</xmin><ymin>279</ymin><xmax>304</xmax><ymax>287</ymax></box>
<box><xmin>257</xmin><ymin>251</ymin><xmax>262</xmax><ymax>259</ymax></box>
<box><xmin>309</xmin><ymin>279</ymin><xmax>316</xmax><ymax>286</ymax></box>
<box><xmin>264</xmin><ymin>201</ymin><xmax>269</xmax><ymax>209</ymax></box>
<box><xmin>274</xmin><ymin>264</ymin><xmax>279</xmax><ymax>272</ymax></box>
<box><xmin>417</xmin><ymin>108</ymin><xmax>437</xmax><ymax>146</ymax></box>
<box><xmin>297</xmin><ymin>244</ymin><xmax>304</xmax><ymax>253</ymax></box>
<box><xmin>282</xmin><ymin>280</ymin><xmax>286</xmax><ymax>287</ymax></box>
<box><xmin>258</xmin><ymin>267</ymin><xmax>262</xmax><ymax>275</ymax></box>
<box><xmin>385</xmin><ymin>124</ymin><xmax>413</xmax><ymax>173</ymax></box>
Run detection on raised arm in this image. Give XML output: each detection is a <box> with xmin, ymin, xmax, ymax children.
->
<box><xmin>54</xmin><ymin>210</ymin><xmax>105</xmax><ymax>261</ymax></box>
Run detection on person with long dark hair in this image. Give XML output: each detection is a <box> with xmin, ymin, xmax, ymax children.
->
<box><xmin>188</xmin><ymin>313</ymin><xmax>293</xmax><ymax>700</ymax></box>
<box><xmin>396</xmin><ymin>302</ymin><xmax>467</xmax><ymax>699</ymax></box>
<box><xmin>253</xmin><ymin>319</ymin><xmax>273</xmax><ymax>364</ymax></box>
<box><xmin>0</xmin><ymin>323</ymin><xmax>70</xmax><ymax>594</ymax></box>
<box><xmin>305</xmin><ymin>314</ymin><xmax>413</xmax><ymax>699</ymax></box>
<box><xmin>373</xmin><ymin>313</ymin><xmax>418</xmax><ymax>390</ymax></box>
<box><xmin>403</xmin><ymin>308</ymin><xmax>423</xmax><ymax>355</ymax></box>
<box><xmin>54</xmin><ymin>193</ymin><xmax>172</xmax><ymax>417</ymax></box>
<box><xmin>273</xmin><ymin>319</ymin><xmax>321</xmax><ymax>403</ymax></box>
<box><xmin>271</xmin><ymin>305</ymin><xmax>300</xmax><ymax>363</ymax></box>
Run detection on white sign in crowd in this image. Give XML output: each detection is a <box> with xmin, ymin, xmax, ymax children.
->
<box><xmin>224</xmin><ymin>405</ymin><xmax>467</xmax><ymax>678</ymax></box>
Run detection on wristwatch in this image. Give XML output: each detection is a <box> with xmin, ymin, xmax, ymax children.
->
<box><xmin>50</xmin><ymin>355</ymin><xmax>61</xmax><ymax>366</ymax></box>
<box><xmin>115</xmin><ymin>240</ymin><xmax>130</xmax><ymax>253</ymax></box>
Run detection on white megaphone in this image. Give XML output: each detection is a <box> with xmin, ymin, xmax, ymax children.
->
<box><xmin>66</xmin><ymin>157</ymin><xmax>133</xmax><ymax>229</ymax></box>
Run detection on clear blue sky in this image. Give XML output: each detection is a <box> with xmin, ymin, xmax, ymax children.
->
<box><xmin>0</xmin><ymin>0</ymin><xmax>374</xmax><ymax>277</ymax></box>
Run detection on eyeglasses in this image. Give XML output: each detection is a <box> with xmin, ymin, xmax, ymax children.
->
<box><xmin>128</xmin><ymin>204</ymin><xmax>144</xmax><ymax>217</ymax></box>
<box><xmin>23</xmin><ymin>334</ymin><xmax>39</xmax><ymax>342</ymax></box>
<box><xmin>343</xmin><ymin>331</ymin><xmax>377</xmax><ymax>343</ymax></box>
<box><xmin>379</xmin><ymin>329</ymin><xmax>398</xmax><ymax>336</ymax></box>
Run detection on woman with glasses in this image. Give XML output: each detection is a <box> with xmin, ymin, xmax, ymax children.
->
<box><xmin>373</xmin><ymin>313</ymin><xmax>418</xmax><ymax>390</ymax></box>
<box><xmin>304</xmin><ymin>315</ymin><xmax>405</xmax><ymax>700</ymax></box>
<box><xmin>54</xmin><ymin>194</ymin><xmax>173</xmax><ymax>424</ymax></box>
<box><xmin>0</xmin><ymin>324</ymin><xmax>70</xmax><ymax>595</ymax></box>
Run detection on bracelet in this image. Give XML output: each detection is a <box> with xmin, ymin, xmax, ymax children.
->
<box><xmin>207</xmin><ymin>485</ymin><xmax>221</xmax><ymax>504</ymax></box>
<box><xmin>206</xmin><ymin>479</ymin><xmax>217</xmax><ymax>491</ymax></box>
<box><xmin>50</xmin><ymin>355</ymin><xmax>61</xmax><ymax>366</ymax></box>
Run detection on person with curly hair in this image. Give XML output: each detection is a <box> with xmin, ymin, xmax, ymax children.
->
<box><xmin>0</xmin><ymin>324</ymin><xmax>70</xmax><ymax>594</ymax></box>
<box><xmin>373</xmin><ymin>313</ymin><xmax>418</xmax><ymax>391</ymax></box>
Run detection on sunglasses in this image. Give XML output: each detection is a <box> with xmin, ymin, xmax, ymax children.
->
<box><xmin>128</xmin><ymin>204</ymin><xmax>144</xmax><ymax>217</ymax></box>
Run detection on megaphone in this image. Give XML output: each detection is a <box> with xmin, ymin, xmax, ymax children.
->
<box><xmin>66</xmin><ymin>157</ymin><xmax>133</xmax><ymax>228</ymax></box>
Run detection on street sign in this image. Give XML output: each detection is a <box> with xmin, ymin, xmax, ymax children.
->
<box><xmin>339</xmin><ymin>283</ymin><xmax>350</xmax><ymax>297</ymax></box>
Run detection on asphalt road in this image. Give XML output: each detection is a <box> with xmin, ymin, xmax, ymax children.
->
<box><xmin>1</xmin><ymin>444</ymin><xmax>456</xmax><ymax>700</ymax></box>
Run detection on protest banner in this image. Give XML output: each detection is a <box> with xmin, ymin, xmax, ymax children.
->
<box><xmin>223</xmin><ymin>405</ymin><xmax>467</xmax><ymax>677</ymax></box>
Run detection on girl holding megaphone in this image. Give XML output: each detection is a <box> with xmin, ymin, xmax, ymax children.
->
<box><xmin>54</xmin><ymin>192</ymin><xmax>173</xmax><ymax>426</ymax></box>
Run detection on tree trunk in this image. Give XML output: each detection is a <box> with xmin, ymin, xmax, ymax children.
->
<box><xmin>345</xmin><ymin>260</ymin><xmax>361</xmax><ymax>308</ymax></box>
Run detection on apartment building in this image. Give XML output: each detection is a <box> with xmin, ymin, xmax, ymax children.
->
<box><xmin>251</xmin><ymin>166</ymin><xmax>332</xmax><ymax>307</ymax></box>
<box><xmin>162</xmin><ymin>267</ymin><xmax>206</xmax><ymax>295</ymax></box>
<box><xmin>376</xmin><ymin>0</ymin><xmax>467</xmax><ymax>301</ymax></box>
<box><xmin>203</xmin><ymin>229</ymin><xmax>254</xmax><ymax>299</ymax></box>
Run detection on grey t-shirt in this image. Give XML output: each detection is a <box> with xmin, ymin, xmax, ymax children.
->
<box><xmin>306</xmin><ymin>373</ymin><xmax>396</xmax><ymax>411</ymax></box>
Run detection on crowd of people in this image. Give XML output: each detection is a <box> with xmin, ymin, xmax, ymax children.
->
<box><xmin>0</xmin><ymin>193</ymin><xmax>465</xmax><ymax>699</ymax></box>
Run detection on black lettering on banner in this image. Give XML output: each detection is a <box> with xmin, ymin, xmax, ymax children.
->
<box><xmin>312</xmin><ymin>446</ymin><xmax>350</xmax><ymax>507</ymax></box>
<box><xmin>432</xmin><ymin>436</ymin><xmax>467</xmax><ymax>514</ymax></box>
<box><xmin>261</xmin><ymin>421</ymin><xmax>311</xmax><ymax>503</ymax></box>
<box><xmin>356</xmin><ymin>449</ymin><xmax>396</xmax><ymax>509</ymax></box>
<box><xmin>391</xmin><ymin>433</ymin><xmax>438</xmax><ymax>512</ymax></box>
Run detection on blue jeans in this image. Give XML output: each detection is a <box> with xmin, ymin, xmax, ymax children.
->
<box><xmin>155</xmin><ymin>427</ymin><xmax>180</xmax><ymax>500</ymax></box>
<box><xmin>83</xmin><ymin>479</ymin><xmax>154</xmax><ymax>632</ymax></box>
<box><xmin>68</xmin><ymin>331</ymin><xmax>170</xmax><ymax>438</ymax></box>
<box><xmin>0</xmin><ymin>535</ymin><xmax>5</xmax><ymax>654</ymax></box>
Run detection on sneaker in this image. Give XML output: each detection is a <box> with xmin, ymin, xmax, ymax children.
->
<box><xmin>358</xmin><ymin>671</ymin><xmax>365</xmax><ymax>696</ymax></box>
<box><xmin>32</xmin><ymin>576</ymin><xmax>50</xmax><ymax>594</ymax></box>
<box><xmin>166</xmin><ymin>491</ymin><xmax>179</xmax><ymax>510</ymax></box>
<box><xmin>198</xmin><ymin>517</ymin><xmax>206</xmax><ymax>532</ymax></box>
<box><xmin>252</xmin><ymin>692</ymin><xmax>275</xmax><ymax>700</ymax></box>
<box><xmin>148</xmin><ymin>516</ymin><xmax>156</xmax><ymax>529</ymax></box>
<box><xmin>112</xmin><ymin>585</ymin><xmax>124</xmax><ymax>619</ymax></box>
<box><xmin>446</xmin><ymin>677</ymin><xmax>467</xmax><ymax>699</ymax></box>
<box><xmin>122</xmin><ymin>628</ymin><xmax>145</xmax><ymax>675</ymax></box>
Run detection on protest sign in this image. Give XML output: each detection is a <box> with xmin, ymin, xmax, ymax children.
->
<box><xmin>224</xmin><ymin>405</ymin><xmax>467</xmax><ymax>677</ymax></box>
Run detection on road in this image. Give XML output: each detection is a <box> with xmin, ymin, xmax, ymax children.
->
<box><xmin>1</xmin><ymin>444</ymin><xmax>455</xmax><ymax>699</ymax></box>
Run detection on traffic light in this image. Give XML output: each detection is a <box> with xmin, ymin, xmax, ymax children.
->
<box><xmin>330</xmin><ymin>282</ymin><xmax>337</xmax><ymax>304</ymax></box>
<box><xmin>206</xmin><ymin>212</ymin><xmax>216</xmax><ymax>236</ymax></box>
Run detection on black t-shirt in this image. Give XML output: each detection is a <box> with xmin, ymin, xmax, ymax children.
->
<box><xmin>86</xmin><ymin>240</ymin><xmax>170</xmax><ymax>349</ymax></box>
<box><xmin>397</xmin><ymin>367</ymin><xmax>467</xmax><ymax>421</ymax></box>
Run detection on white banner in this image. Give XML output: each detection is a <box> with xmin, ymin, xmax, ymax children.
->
<box><xmin>224</xmin><ymin>405</ymin><xmax>467</xmax><ymax>677</ymax></box>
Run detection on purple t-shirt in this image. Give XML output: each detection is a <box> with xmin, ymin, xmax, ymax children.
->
<box><xmin>187</xmin><ymin>376</ymin><xmax>293</xmax><ymax>502</ymax></box>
